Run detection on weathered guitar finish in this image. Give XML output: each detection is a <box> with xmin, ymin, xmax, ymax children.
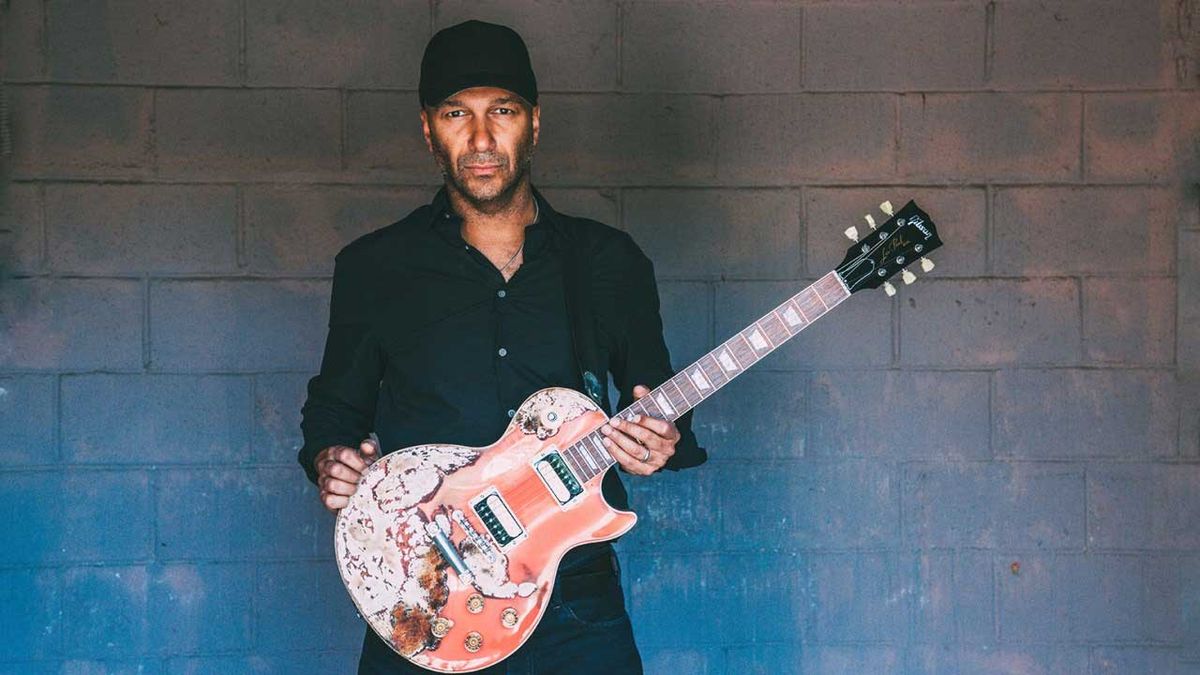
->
<box><xmin>335</xmin><ymin>201</ymin><xmax>942</xmax><ymax>672</ymax></box>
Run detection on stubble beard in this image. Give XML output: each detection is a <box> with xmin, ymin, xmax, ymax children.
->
<box><xmin>431</xmin><ymin>125</ymin><xmax>536</xmax><ymax>215</ymax></box>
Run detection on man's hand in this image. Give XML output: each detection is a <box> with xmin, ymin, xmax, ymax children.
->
<box><xmin>599</xmin><ymin>384</ymin><xmax>681</xmax><ymax>476</ymax></box>
<box><xmin>314</xmin><ymin>437</ymin><xmax>379</xmax><ymax>512</ymax></box>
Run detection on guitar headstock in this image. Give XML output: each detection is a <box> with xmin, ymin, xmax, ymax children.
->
<box><xmin>835</xmin><ymin>200</ymin><xmax>942</xmax><ymax>295</ymax></box>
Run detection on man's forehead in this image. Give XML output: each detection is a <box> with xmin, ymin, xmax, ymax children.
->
<box><xmin>437</xmin><ymin>86</ymin><xmax>532</xmax><ymax>108</ymax></box>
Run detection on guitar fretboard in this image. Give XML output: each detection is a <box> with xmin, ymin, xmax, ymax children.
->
<box><xmin>561</xmin><ymin>270</ymin><xmax>850</xmax><ymax>482</ymax></box>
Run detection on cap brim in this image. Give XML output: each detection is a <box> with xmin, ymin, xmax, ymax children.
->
<box><xmin>423</xmin><ymin>71</ymin><xmax>537</xmax><ymax>108</ymax></box>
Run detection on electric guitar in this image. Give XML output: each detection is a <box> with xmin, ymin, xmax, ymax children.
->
<box><xmin>335</xmin><ymin>200</ymin><xmax>943</xmax><ymax>672</ymax></box>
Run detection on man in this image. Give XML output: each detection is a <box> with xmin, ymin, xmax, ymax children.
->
<box><xmin>299</xmin><ymin>20</ymin><xmax>706</xmax><ymax>674</ymax></box>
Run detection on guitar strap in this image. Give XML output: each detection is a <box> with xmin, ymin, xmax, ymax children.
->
<box><xmin>558</xmin><ymin>219</ymin><xmax>612</xmax><ymax>414</ymax></box>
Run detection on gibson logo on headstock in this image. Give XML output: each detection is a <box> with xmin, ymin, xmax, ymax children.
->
<box><xmin>906</xmin><ymin>214</ymin><xmax>933</xmax><ymax>240</ymax></box>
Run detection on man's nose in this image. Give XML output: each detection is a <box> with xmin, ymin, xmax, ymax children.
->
<box><xmin>468</xmin><ymin>118</ymin><xmax>495</xmax><ymax>153</ymax></box>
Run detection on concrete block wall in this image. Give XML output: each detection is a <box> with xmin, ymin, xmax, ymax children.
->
<box><xmin>1</xmin><ymin>1</ymin><xmax>1197</xmax><ymax>673</ymax></box>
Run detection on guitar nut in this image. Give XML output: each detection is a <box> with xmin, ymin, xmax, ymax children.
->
<box><xmin>466</xmin><ymin>593</ymin><xmax>485</xmax><ymax>614</ymax></box>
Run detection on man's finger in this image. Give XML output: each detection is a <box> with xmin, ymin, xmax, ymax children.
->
<box><xmin>608</xmin><ymin>417</ymin><xmax>658</xmax><ymax>448</ymax></box>
<box><xmin>323</xmin><ymin>461</ymin><xmax>360</xmax><ymax>483</ymax></box>
<box><xmin>632</xmin><ymin>384</ymin><xmax>651</xmax><ymax>399</ymax></box>
<box><xmin>322</xmin><ymin>491</ymin><xmax>350</xmax><ymax>511</ymax></box>
<box><xmin>323</xmin><ymin>477</ymin><xmax>359</xmax><ymax>497</ymax></box>
<box><xmin>603</xmin><ymin>438</ymin><xmax>654</xmax><ymax>476</ymax></box>
<box><xmin>334</xmin><ymin>446</ymin><xmax>367</xmax><ymax>472</ymax></box>
<box><xmin>629</xmin><ymin>413</ymin><xmax>676</xmax><ymax>439</ymax></box>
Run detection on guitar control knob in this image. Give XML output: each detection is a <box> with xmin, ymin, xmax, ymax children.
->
<box><xmin>466</xmin><ymin>594</ymin><xmax>485</xmax><ymax>614</ymax></box>
<box><xmin>464</xmin><ymin>631</ymin><xmax>483</xmax><ymax>653</ymax></box>
<box><xmin>501</xmin><ymin>607</ymin><xmax>519</xmax><ymax>628</ymax></box>
<box><xmin>430</xmin><ymin>617</ymin><xmax>453</xmax><ymax>638</ymax></box>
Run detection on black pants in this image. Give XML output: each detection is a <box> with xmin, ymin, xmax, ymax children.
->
<box><xmin>358</xmin><ymin>544</ymin><xmax>643</xmax><ymax>674</ymax></box>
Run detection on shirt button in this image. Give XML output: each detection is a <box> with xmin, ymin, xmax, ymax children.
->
<box><xmin>497</xmin><ymin>347</ymin><xmax>508</xmax><ymax>357</ymax></box>
<box><xmin>507</xmin><ymin>409</ymin><xmax>515</xmax><ymax>418</ymax></box>
<box><xmin>497</xmin><ymin>289</ymin><xmax>507</xmax><ymax>298</ymax></box>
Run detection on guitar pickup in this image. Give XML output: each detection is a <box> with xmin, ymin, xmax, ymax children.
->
<box><xmin>532</xmin><ymin>451</ymin><xmax>583</xmax><ymax>506</ymax></box>
<box><xmin>472</xmin><ymin>490</ymin><xmax>525</xmax><ymax>550</ymax></box>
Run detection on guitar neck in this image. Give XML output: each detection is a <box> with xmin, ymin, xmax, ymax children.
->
<box><xmin>562</xmin><ymin>270</ymin><xmax>851</xmax><ymax>480</ymax></box>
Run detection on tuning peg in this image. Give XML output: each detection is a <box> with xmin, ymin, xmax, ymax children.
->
<box><xmin>882</xmin><ymin>281</ymin><xmax>896</xmax><ymax>296</ymax></box>
<box><xmin>920</xmin><ymin>257</ymin><xmax>935</xmax><ymax>272</ymax></box>
<box><xmin>864</xmin><ymin>214</ymin><xmax>877</xmax><ymax>230</ymax></box>
<box><xmin>901</xmin><ymin>269</ymin><xmax>916</xmax><ymax>285</ymax></box>
<box><xmin>880</xmin><ymin>201</ymin><xmax>894</xmax><ymax>216</ymax></box>
<box><xmin>844</xmin><ymin>226</ymin><xmax>859</xmax><ymax>242</ymax></box>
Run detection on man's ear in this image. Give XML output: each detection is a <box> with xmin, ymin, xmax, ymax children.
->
<box><xmin>420</xmin><ymin>108</ymin><xmax>434</xmax><ymax>153</ymax></box>
<box><xmin>530</xmin><ymin>104</ymin><xmax>540</xmax><ymax>147</ymax></box>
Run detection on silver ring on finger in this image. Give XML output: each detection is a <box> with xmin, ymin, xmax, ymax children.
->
<box><xmin>640</xmin><ymin>447</ymin><xmax>651</xmax><ymax>462</ymax></box>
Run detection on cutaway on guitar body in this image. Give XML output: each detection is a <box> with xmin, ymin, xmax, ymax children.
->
<box><xmin>334</xmin><ymin>387</ymin><xmax>637</xmax><ymax>673</ymax></box>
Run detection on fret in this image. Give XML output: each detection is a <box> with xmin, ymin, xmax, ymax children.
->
<box><xmin>579</xmin><ymin>437</ymin><xmax>601</xmax><ymax>471</ymax></box>
<box><xmin>672</xmin><ymin>371</ymin><xmax>703</xmax><ymax>407</ymax></box>
<box><xmin>715</xmin><ymin>345</ymin><xmax>743</xmax><ymax>374</ymax></box>
<box><xmin>640</xmin><ymin>392</ymin><xmax>667</xmax><ymax>419</ymax></box>
<box><xmin>759</xmin><ymin>312</ymin><xmax>791</xmax><ymax>345</ymax></box>
<box><xmin>795</xmin><ymin>288</ymin><xmax>826</xmax><ymax>322</ymax></box>
<box><xmin>728</xmin><ymin>334</ymin><xmax>758</xmax><ymax>369</ymax></box>
<box><xmin>564</xmin><ymin>446</ymin><xmax>588</xmax><ymax>479</ymax></box>
<box><xmin>652</xmin><ymin>387</ymin><xmax>678</xmax><ymax>419</ymax></box>
<box><xmin>697</xmin><ymin>353</ymin><xmax>728</xmax><ymax>388</ymax></box>
<box><xmin>630</xmin><ymin>399</ymin><xmax>653</xmax><ymax>419</ymax></box>
<box><xmin>663</xmin><ymin>379</ymin><xmax>689</xmax><ymax>413</ymax></box>
<box><xmin>685</xmin><ymin>363</ymin><xmax>714</xmax><ymax>395</ymax></box>
<box><xmin>740</xmin><ymin>325</ymin><xmax>772</xmax><ymax>355</ymax></box>
<box><xmin>817</xmin><ymin>271</ymin><xmax>850</xmax><ymax>305</ymax></box>
<box><xmin>779</xmin><ymin>298</ymin><xmax>809</xmax><ymax>331</ymax></box>
<box><xmin>586</xmin><ymin>433</ymin><xmax>612</xmax><ymax>469</ymax></box>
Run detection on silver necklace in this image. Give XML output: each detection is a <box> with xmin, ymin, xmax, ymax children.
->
<box><xmin>498</xmin><ymin>199</ymin><xmax>538</xmax><ymax>275</ymax></box>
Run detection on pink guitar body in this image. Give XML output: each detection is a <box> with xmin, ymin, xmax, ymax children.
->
<box><xmin>335</xmin><ymin>387</ymin><xmax>635</xmax><ymax>673</ymax></box>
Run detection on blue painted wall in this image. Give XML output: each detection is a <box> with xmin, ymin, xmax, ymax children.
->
<box><xmin>2</xmin><ymin>1</ymin><xmax>1198</xmax><ymax>673</ymax></box>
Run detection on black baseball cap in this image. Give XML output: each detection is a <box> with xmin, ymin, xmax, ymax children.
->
<box><xmin>419</xmin><ymin>20</ymin><xmax>538</xmax><ymax>108</ymax></box>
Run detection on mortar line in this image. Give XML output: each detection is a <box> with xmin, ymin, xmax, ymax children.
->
<box><xmin>984</xmin><ymin>1</ymin><xmax>996</xmax><ymax>83</ymax></box>
<box><xmin>615</xmin><ymin>2</ymin><xmax>624</xmax><ymax>89</ymax></box>
<box><xmin>38</xmin><ymin>182</ymin><xmax>47</xmax><ymax>272</ymax></box>
<box><xmin>238</xmin><ymin>0</ymin><xmax>248</xmax><ymax>84</ymax></box>
<box><xmin>142</xmin><ymin>276</ymin><xmax>151</xmax><ymax>370</ymax></box>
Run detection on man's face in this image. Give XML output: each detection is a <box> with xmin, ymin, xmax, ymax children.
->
<box><xmin>421</xmin><ymin>86</ymin><xmax>540</xmax><ymax>209</ymax></box>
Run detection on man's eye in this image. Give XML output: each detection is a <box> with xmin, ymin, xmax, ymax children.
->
<box><xmin>446</xmin><ymin>110</ymin><xmax>466</xmax><ymax>118</ymax></box>
<box><xmin>494</xmin><ymin>108</ymin><xmax>514</xmax><ymax>115</ymax></box>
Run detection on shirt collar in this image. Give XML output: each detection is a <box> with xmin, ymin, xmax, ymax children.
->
<box><xmin>428</xmin><ymin>185</ymin><xmax>564</xmax><ymax>255</ymax></box>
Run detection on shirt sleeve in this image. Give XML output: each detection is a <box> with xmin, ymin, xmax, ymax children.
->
<box><xmin>297</xmin><ymin>248</ymin><xmax>386</xmax><ymax>485</ymax></box>
<box><xmin>606</xmin><ymin>233</ymin><xmax>708</xmax><ymax>471</ymax></box>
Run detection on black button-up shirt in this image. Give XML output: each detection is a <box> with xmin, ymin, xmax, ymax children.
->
<box><xmin>298</xmin><ymin>187</ymin><xmax>706</xmax><ymax>513</ymax></box>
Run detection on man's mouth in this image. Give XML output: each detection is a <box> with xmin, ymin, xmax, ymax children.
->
<box><xmin>465</xmin><ymin>164</ymin><xmax>501</xmax><ymax>174</ymax></box>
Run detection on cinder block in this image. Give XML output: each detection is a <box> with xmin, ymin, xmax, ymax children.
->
<box><xmin>627</xmin><ymin>553</ymin><xmax>802</xmax><ymax>646</ymax></box>
<box><xmin>1184</xmin><ymin>231</ymin><xmax>1200</xmax><ymax>373</ymax></box>
<box><xmin>621</xmin><ymin>3</ymin><xmax>800</xmax><ymax>93</ymax></box>
<box><xmin>716</xmin><ymin>279</ymin><xmax>893</xmax><ymax>368</ymax></box>
<box><xmin>244</xmin><ymin>185</ymin><xmax>430</xmax><ymax>275</ymax></box>
<box><xmin>255</xmin><ymin>561</ymin><xmax>363</xmax><ymax>652</ymax></box>
<box><xmin>246</xmin><ymin>0</ymin><xmax>428</xmax><ymax>87</ymax></box>
<box><xmin>535</xmin><ymin>189</ymin><xmax>619</xmax><ymax>228</ymax></box>
<box><xmin>0</xmin><ymin>569</ymin><xmax>59</xmax><ymax>659</ymax></box>
<box><xmin>0</xmin><ymin>278</ymin><xmax>143</xmax><ymax>371</ymax></box>
<box><xmin>908</xmin><ymin>645</ymin><xmax>1090</xmax><ymax>674</ymax></box>
<box><xmin>911</xmin><ymin>551</ymin><xmax>993</xmax><ymax>644</ymax></box>
<box><xmin>898</xmin><ymin>93</ymin><xmax>1080</xmax><ymax>181</ymax></box>
<box><xmin>0</xmin><ymin>375</ymin><xmax>56</xmax><ymax>465</ymax></box>
<box><xmin>0</xmin><ymin>471</ymin><xmax>152</xmax><ymax>564</ymax></box>
<box><xmin>622</xmin><ymin>189</ymin><xmax>801</xmax><ymax>280</ymax></box>
<box><xmin>156</xmin><ymin>469</ymin><xmax>324</xmax><ymax>561</ymax></box>
<box><xmin>61</xmin><ymin>661</ymin><xmax>161</xmax><ymax>675</ymax></box>
<box><xmin>806</xmin><ymin>2</ymin><xmax>985</xmax><ymax>91</ymax></box>
<box><xmin>993</xmin><ymin>187</ymin><xmax>1176</xmax><ymax>276</ymax></box>
<box><xmin>657</xmin><ymin>281</ymin><xmax>712</xmax><ymax>369</ymax></box>
<box><xmin>8</xmin><ymin>85</ymin><xmax>153</xmax><ymax>178</ymax></box>
<box><xmin>61</xmin><ymin>375</ymin><xmax>250</xmax><ymax>464</ymax></box>
<box><xmin>156</xmin><ymin>89</ymin><xmax>341</xmax><ymax>179</ymax></box>
<box><xmin>716</xmin><ymin>94</ymin><xmax>894</xmax><ymax>184</ymax></box>
<box><xmin>164</xmin><ymin>653</ymin><xmax>357</xmax><ymax>675</ymax></box>
<box><xmin>694</xmin><ymin>371</ymin><xmax>807</xmax><ymax>460</ymax></box>
<box><xmin>62</xmin><ymin>566</ymin><xmax>150</xmax><ymax>657</ymax></box>
<box><xmin>1</xmin><ymin>0</ymin><xmax>44</xmax><ymax>80</ymax></box>
<box><xmin>810</xmin><ymin>370</ymin><xmax>989</xmax><ymax>459</ymax></box>
<box><xmin>1088</xmin><ymin>464</ymin><xmax>1200</xmax><ymax>549</ymax></box>
<box><xmin>1086</xmin><ymin>93</ymin><xmax>1200</xmax><ymax>182</ymax></box>
<box><xmin>1185</xmin><ymin>556</ymin><xmax>1200</xmax><ymax>662</ymax></box>
<box><xmin>805</xmin><ymin>186</ymin><xmax>987</xmax><ymax>277</ymax></box>
<box><xmin>344</xmin><ymin>91</ymin><xmax>442</xmax><ymax>179</ymax></box>
<box><xmin>1083</xmin><ymin>278</ymin><xmax>1175</xmax><ymax>364</ymax></box>
<box><xmin>1092</xmin><ymin>648</ymin><xmax>1185</xmax><ymax>674</ymax></box>
<box><xmin>994</xmin><ymin>369</ymin><xmax>1177</xmax><ymax>458</ymax></box>
<box><xmin>640</xmin><ymin>647</ymin><xmax>723</xmax><ymax>675</ymax></box>
<box><xmin>253</xmin><ymin>373</ymin><xmax>310</xmax><ymax>463</ymax></box>
<box><xmin>46</xmin><ymin>184</ymin><xmax>237</xmax><ymax>275</ymax></box>
<box><xmin>47</xmin><ymin>2</ymin><xmax>239</xmax><ymax>84</ymax></box>
<box><xmin>805</xmin><ymin>553</ymin><xmax>906</xmax><ymax>642</ymax></box>
<box><xmin>903</xmin><ymin>462</ymin><xmax>1085</xmax><ymax>549</ymax></box>
<box><xmin>0</xmin><ymin>182</ymin><xmax>43</xmax><ymax>275</ymax></box>
<box><xmin>722</xmin><ymin>459</ymin><xmax>898</xmax><ymax>549</ymax></box>
<box><xmin>728</xmin><ymin>645</ymin><xmax>900</xmax><ymax>674</ymax></box>
<box><xmin>532</xmin><ymin>94</ymin><xmax>717</xmax><ymax>186</ymax></box>
<box><xmin>899</xmin><ymin>279</ymin><xmax>1080</xmax><ymax>367</ymax></box>
<box><xmin>997</xmin><ymin>554</ymin><xmax>1180</xmax><ymax>643</ymax></box>
<box><xmin>436</xmin><ymin>0</ymin><xmax>618</xmax><ymax>91</ymax></box>
<box><xmin>992</xmin><ymin>0</ymin><xmax>1171</xmax><ymax>89</ymax></box>
<box><xmin>149</xmin><ymin>279</ymin><xmax>329</xmax><ymax>372</ymax></box>
<box><xmin>150</xmin><ymin>563</ymin><xmax>254</xmax><ymax>654</ymax></box>
<box><xmin>621</xmin><ymin>465</ymin><xmax>720</xmax><ymax>552</ymax></box>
